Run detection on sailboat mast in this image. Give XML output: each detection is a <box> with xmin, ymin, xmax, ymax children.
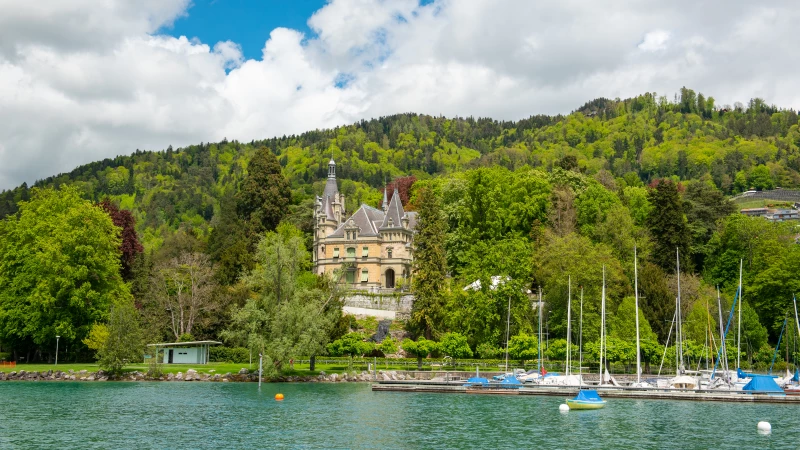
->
<box><xmin>717</xmin><ymin>287</ymin><xmax>728</xmax><ymax>377</ymax></box>
<box><xmin>675</xmin><ymin>296</ymin><xmax>680</xmax><ymax>373</ymax></box>
<box><xmin>634</xmin><ymin>245</ymin><xmax>641</xmax><ymax>384</ymax></box>
<box><xmin>737</xmin><ymin>259</ymin><xmax>743</xmax><ymax>369</ymax></box>
<box><xmin>600</xmin><ymin>266</ymin><xmax>606</xmax><ymax>383</ymax></box>
<box><xmin>504</xmin><ymin>295</ymin><xmax>511</xmax><ymax>373</ymax></box>
<box><xmin>579</xmin><ymin>286</ymin><xmax>584</xmax><ymax>384</ymax></box>
<box><xmin>567</xmin><ymin>275</ymin><xmax>572</xmax><ymax>377</ymax></box>
<box><xmin>794</xmin><ymin>295</ymin><xmax>800</xmax><ymax>338</ymax></box>
<box><xmin>676</xmin><ymin>248</ymin><xmax>683</xmax><ymax>374</ymax></box>
<box><xmin>538</xmin><ymin>287</ymin><xmax>543</xmax><ymax>375</ymax></box>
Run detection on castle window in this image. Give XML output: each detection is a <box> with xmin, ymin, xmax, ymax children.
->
<box><xmin>387</xmin><ymin>248</ymin><xmax>393</xmax><ymax>259</ymax></box>
<box><xmin>346</xmin><ymin>231</ymin><xmax>350</xmax><ymax>240</ymax></box>
<box><xmin>362</xmin><ymin>247</ymin><xmax>369</xmax><ymax>258</ymax></box>
<box><xmin>333</xmin><ymin>248</ymin><xmax>340</xmax><ymax>259</ymax></box>
<box><xmin>346</xmin><ymin>247</ymin><xmax>356</xmax><ymax>258</ymax></box>
<box><xmin>346</xmin><ymin>270</ymin><xmax>355</xmax><ymax>284</ymax></box>
<box><xmin>360</xmin><ymin>269</ymin><xmax>369</xmax><ymax>283</ymax></box>
<box><xmin>388</xmin><ymin>218</ymin><xmax>394</xmax><ymax>227</ymax></box>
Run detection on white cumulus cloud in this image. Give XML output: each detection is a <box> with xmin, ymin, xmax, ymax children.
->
<box><xmin>639</xmin><ymin>30</ymin><xmax>671</xmax><ymax>52</ymax></box>
<box><xmin>1</xmin><ymin>0</ymin><xmax>799</xmax><ymax>189</ymax></box>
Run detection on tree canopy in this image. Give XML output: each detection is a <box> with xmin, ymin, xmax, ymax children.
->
<box><xmin>0</xmin><ymin>187</ymin><xmax>130</xmax><ymax>357</ymax></box>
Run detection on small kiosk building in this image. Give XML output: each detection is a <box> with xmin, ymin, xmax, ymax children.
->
<box><xmin>148</xmin><ymin>341</ymin><xmax>221</xmax><ymax>364</ymax></box>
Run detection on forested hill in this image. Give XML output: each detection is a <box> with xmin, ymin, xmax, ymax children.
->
<box><xmin>4</xmin><ymin>88</ymin><xmax>800</xmax><ymax>366</ymax></box>
<box><xmin>1</xmin><ymin>88</ymin><xmax>799</xmax><ymax>252</ymax></box>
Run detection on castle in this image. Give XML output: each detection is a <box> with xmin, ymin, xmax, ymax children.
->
<box><xmin>312</xmin><ymin>158</ymin><xmax>417</xmax><ymax>290</ymax></box>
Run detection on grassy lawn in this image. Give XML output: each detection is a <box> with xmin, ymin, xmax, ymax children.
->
<box><xmin>1</xmin><ymin>359</ymin><xmax>483</xmax><ymax>377</ymax></box>
<box><xmin>733</xmin><ymin>198</ymin><xmax>794</xmax><ymax>209</ymax></box>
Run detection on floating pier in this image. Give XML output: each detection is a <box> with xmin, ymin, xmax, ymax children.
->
<box><xmin>371</xmin><ymin>381</ymin><xmax>800</xmax><ymax>404</ymax></box>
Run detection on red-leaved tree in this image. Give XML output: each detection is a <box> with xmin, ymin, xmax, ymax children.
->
<box><xmin>98</xmin><ymin>198</ymin><xmax>143</xmax><ymax>280</ymax></box>
<box><xmin>383</xmin><ymin>175</ymin><xmax>417</xmax><ymax>207</ymax></box>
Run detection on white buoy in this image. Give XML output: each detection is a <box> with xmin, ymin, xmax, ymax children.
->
<box><xmin>559</xmin><ymin>404</ymin><xmax>570</xmax><ymax>413</ymax></box>
<box><xmin>757</xmin><ymin>421</ymin><xmax>771</xmax><ymax>434</ymax></box>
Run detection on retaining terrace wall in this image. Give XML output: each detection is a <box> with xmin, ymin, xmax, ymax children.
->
<box><xmin>343</xmin><ymin>293</ymin><xmax>414</xmax><ymax>319</ymax></box>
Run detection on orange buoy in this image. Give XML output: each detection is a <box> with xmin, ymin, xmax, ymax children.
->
<box><xmin>275</xmin><ymin>393</ymin><xmax>284</xmax><ymax>401</ymax></box>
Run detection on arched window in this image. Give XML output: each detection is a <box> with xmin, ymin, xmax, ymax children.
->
<box><xmin>387</xmin><ymin>248</ymin><xmax>393</xmax><ymax>259</ymax></box>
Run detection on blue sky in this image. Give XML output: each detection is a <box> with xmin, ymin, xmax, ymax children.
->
<box><xmin>163</xmin><ymin>0</ymin><xmax>326</xmax><ymax>60</ymax></box>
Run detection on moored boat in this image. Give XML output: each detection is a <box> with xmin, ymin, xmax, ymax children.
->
<box><xmin>566</xmin><ymin>389</ymin><xmax>607</xmax><ymax>410</ymax></box>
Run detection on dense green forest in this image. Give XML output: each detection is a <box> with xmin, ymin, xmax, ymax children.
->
<box><xmin>2</xmin><ymin>87</ymin><xmax>800</xmax><ymax>374</ymax></box>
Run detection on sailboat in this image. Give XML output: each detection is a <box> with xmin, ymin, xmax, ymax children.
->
<box><xmin>542</xmin><ymin>276</ymin><xmax>582</xmax><ymax>386</ymax></box>
<box><xmin>669</xmin><ymin>248</ymin><xmax>700</xmax><ymax>390</ymax></box>
<box><xmin>566</xmin><ymin>268</ymin><xmax>606</xmax><ymax>410</ymax></box>
<box><xmin>785</xmin><ymin>295</ymin><xmax>800</xmax><ymax>392</ymax></box>
<box><xmin>630</xmin><ymin>246</ymin><xmax>652</xmax><ymax>388</ymax></box>
<box><xmin>710</xmin><ymin>259</ymin><xmax>745</xmax><ymax>389</ymax></box>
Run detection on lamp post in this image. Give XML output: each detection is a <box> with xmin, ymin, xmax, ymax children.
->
<box><xmin>55</xmin><ymin>335</ymin><xmax>60</xmax><ymax>366</ymax></box>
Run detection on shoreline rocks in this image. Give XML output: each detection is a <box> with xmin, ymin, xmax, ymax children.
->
<box><xmin>0</xmin><ymin>369</ymin><xmax>400</xmax><ymax>383</ymax></box>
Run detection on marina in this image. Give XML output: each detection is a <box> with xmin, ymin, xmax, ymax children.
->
<box><xmin>372</xmin><ymin>380</ymin><xmax>800</xmax><ymax>404</ymax></box>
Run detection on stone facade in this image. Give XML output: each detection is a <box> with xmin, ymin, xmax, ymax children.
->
<box><xmin>312</xmin><ymin>158</ymin><xmax>416</xmax><ymax>290</ymax></box>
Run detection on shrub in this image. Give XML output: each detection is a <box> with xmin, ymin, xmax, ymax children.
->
<box><xmin>210</xmin><ymin>346</ymin><xmax>250</xmax><ymax>363</ymax></box>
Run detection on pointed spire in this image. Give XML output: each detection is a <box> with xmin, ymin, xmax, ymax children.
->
<box><xmin>380</xmin><ymin>186</ymin><xmax>405</xmax><ymax>229</ymax></box>
<box><xmin>382</xmin><ymin>180</ymin><xmax>389</xmax><ymax>211</ymax></box>
<box><xmin>323</xmin><ymin>155</ymin><xmax>339</xmax><ymax>200</ymax></box>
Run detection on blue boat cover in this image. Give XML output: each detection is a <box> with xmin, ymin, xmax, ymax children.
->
<box><xmin>742</xmin><ymin>375</ymin><xmax>784</xmax><ymax>393</ymax></box>
<box><xmin>465</xmin><ymin>377</ymin><xmax>489</xmax><ymax>386</ymax></box>
<box><xmin>793</xmin><ymin>368</ymin><xmax>799</xmax><ymax>383</ymax></box>
<box><xmin>573</xmin><ymin>390</ymin><xmax>603</xmax><ymax>401</ymax></box>
<box><xmin>500</xmin><ymin>375</ymin><xmax>522</xmax><ymax>385</ymax></box>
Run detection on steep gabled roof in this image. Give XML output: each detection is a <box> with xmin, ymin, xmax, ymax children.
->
<box><xmin>330</xmin><ymin>204</ymin><xmax>384</xmax><ymax>237</ymax></box>
<box><xmin>379</xmin><ymin>190</ymin><xmax>404</xmax><ymax>229</ymax></box>
<box><xmin>322</xmin><ymin>177</ymin><xmax>338</xmax><ymax>201</ymax></box>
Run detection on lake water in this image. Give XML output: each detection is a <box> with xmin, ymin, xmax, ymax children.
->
<box><xmin>0</xmin><ymin>381</ymin><xmax>796</xmax><ymax>449</ymax></box>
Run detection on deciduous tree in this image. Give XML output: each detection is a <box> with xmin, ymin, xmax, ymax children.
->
<box><xmin>151</xmin><ymin>253</ymin><xmax>217</xmax><ymax>340</ymax></box>
<box><xmin>223</xmin><ymin>224</ymin><xmax>341</xmax><ymax>375</ymax></box>
<box><xmin>97</xmin><ymin>198</ymin><xmax>143</xmax><ymax>280</ymax></box>
<box><xmin>0</xmin><ymin>187</ymin><xmax>129</xmax><ymax>358</ymax></box>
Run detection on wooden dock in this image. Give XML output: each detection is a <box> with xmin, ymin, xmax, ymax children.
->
<box><xmin>371</xmin><ymin>381</ymin><xmax>800</xmax><ymax>404</ymax></box>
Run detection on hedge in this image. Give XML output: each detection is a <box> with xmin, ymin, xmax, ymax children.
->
<box><xmin>209</xmin><ymin>347</ymin><xmax>250</xmax><ymax>364</ymax></box>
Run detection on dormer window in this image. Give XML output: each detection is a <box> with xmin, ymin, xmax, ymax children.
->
<box><xmin>388</xmin><ymin>218</ymin><xmax>394</xmax><ymax>227</ymax></box>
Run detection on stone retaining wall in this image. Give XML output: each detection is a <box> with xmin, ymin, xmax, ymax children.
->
<box><xmin>0</xmin><ymin>369</ymin><xmax>423</xmax><ymax>383</ymax></box>
<box><xmin>343</xmin><ymin>293</ymin><xmax>414</xmax><ymax>313</ymax></box>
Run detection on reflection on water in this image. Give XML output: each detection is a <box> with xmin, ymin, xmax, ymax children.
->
<box><xmin>0</xmin><ymin>381</ymin><xmax>792</xmax><ymax>449</ymax></box>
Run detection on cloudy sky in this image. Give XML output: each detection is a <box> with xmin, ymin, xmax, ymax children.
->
<box><xmin>1</xmin><ymin>0</ymin><xmax>798</xmax><ymax>190</ymax></box>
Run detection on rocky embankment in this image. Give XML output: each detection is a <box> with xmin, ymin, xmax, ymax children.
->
<box><xmin>0</xmin><ymin>368</ymin><xmax>411</xmax><ymax>383</ymax></box>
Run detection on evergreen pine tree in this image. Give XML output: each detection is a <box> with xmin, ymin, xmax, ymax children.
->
<box><xmin>236</xmin><ymin>147</ymin><xmax>291</xmax><ymax>240</ymax></box>
<box><xmin>646</xmin><ymin>179</ymin><xmax>691</xmax><ymax>271</ymax></box>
